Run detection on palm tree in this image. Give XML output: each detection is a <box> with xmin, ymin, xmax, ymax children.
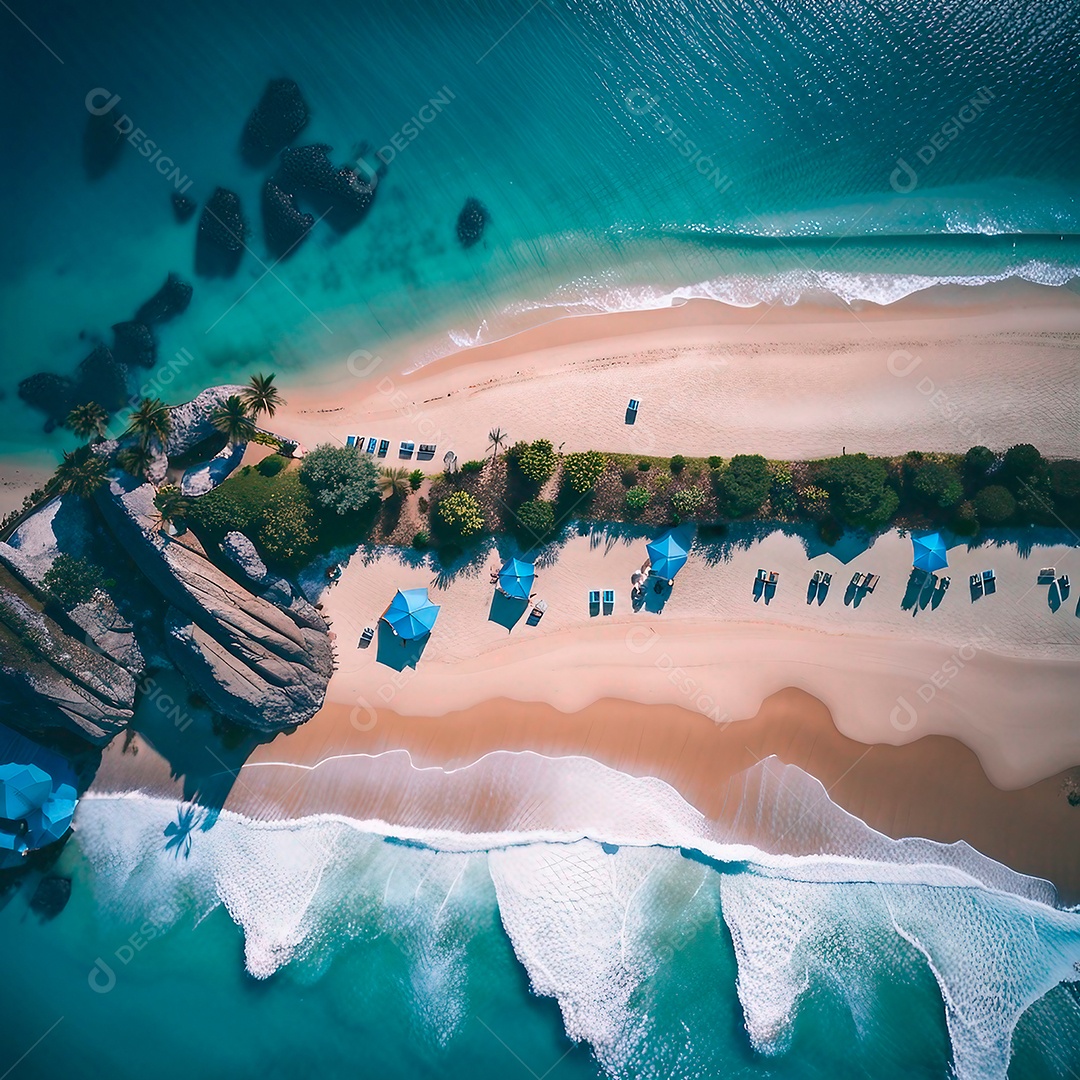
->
<box><xmin>487</xmin><ymin>427</ymin><xmax>507</xmax><ymax>462</ymax></box>
<box><xmin>210</xmin><ymin>395</ymin><xmax>256</xmax><ymax>444</ymax></box>
<box><xmin>153</xmin><ymin>485</ymin><xmax>190</xmax><ymax>533</ymax></box>
<box><xmin>378</xmin><ymin>466</ymin><xmax>411</xmax><ymax>499</ymax></box>
<box><xmin>53</xmin><ymin>446</ymin><xmax>109</xmax><ymax>499</ymax></box>
<box><xmin>66</xmin><ymin>402</ymin><xmax>109</xmax><ymax>442</ymax></box>
<box><xmin>242</xmin><ymin>372</ymin><xmax>286</xmax><ymax>421</ymax></box>
<box><xmin>116</xmin><ymin>442</ymin><xmax>154</xmax><ymax>481</ymax></box>
<box><xmin>126</xmin><ymin>397</ymin><xmax>171</xmax><ymax>446</ymax></box>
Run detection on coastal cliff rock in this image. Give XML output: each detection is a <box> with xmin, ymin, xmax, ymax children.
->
<box><xmin>242</xmin><ymin>79</ymin><xmax>310</xmax><ymax>166</ymax></box>
<box><xmin>135</xmin><ymin>273</ymin><xmax>193</xmax><ymax>324</ymax></box>
<box><xmin>180</xmin><ymin>441</ymin><xmax>246</xmax><ymax>496</ymax></box>
<box><xmin>220</xmin><ymin>531</ymin><xmax>326</xmax><ymax>632</ymax></box>
<box><xmin>0</xmin><ymin>568</ymin><xmax>135</xmax><ymax>745</ymax></box>
<box><xmin>196</xmin><ymin>188</ymin><xmax>247</xmax><ymax>277</ymax></box>
<box><xmin>165</xmin><ymin>385</ymin><xmax>247</xmax><ymax>459</ymax></box>
<box><xmin>94</xmin><ymin>475</ymin><xmax>332</xmax><ymax>734</ymax></box>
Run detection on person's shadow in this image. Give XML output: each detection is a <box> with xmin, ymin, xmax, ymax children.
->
<box><xmin>900</xmin><ymin>570</ymin><xmax>923</xmax><ymax>612</ymax></box>
<box><xmin>644</xmin><ymin>579</ymin><xmax>671</xmax><ymax>613</ymax></box>
<box><xmin>489</xmin><ymin>590</ymin><xmax>528</xmax><ymax>632</ymax></box>
<box><xmin>376</xmin><ymin>621</ymin><xmax>429</xmax><ymax>670</ymax></box>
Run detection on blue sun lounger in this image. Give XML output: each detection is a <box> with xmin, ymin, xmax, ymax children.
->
<box><xmin>602</xmin><ymin>589</ymin><xmax>614</xmax><ymax>614</ymax></box>
<box><xmin>366</xmin><ymin>437</ymin><xmax>378</xmax><ymax>453</ymax></box>
<box><xmin>589</xmin><ymin>590</ymin><xmax>601</xmax><ymax>616</ymax></box>
<box><xmin>377</xmin><ymin>439</ymin><xmax>390</xmax><ymax>457</ymax></box>
<box><xmin>345</xmin><ymin>435</ymin><xmax>357</xmax><ymax>448</ymax></box>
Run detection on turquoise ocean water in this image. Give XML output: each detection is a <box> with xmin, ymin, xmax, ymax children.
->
<box><xmin>2</xmin><ymin>1</ymin><xmax>1080</xmax><ymax>1075</ymax></box>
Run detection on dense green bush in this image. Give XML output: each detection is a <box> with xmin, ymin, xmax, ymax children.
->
<box><xmin>669</xmin><ymin>454</ymin><xmax>686</xmax><ymax>475</ymax></box>
<box><xmin>912</xmin><ymin>461</ymin><xmax>963</xmax><ymax>508</ymax></box>
<box><xmin>964</xmin><ymin>445</ymin><xmax>995</xmax><ymax>482</ymax></box>
<box><xmin>671</xmin><ymin>485</ymin><xmax>706</xmax><ymax>517</ymax></box>
<box><xmin>461</xmin><ymin>459</ymin><xmax>486</xmax><ymax>474</ymax></box>
<box><xmin>818</xmin><ymin>454</ymin><xmax>899</xmax><ymax>528</ymax></box>
<box><xmin>718</xmin><ymin>454</ymin><xmax>771</xmax><ymax>517</ymax></box>
<box><xmin>1050</xmin><ymin>460</ymin><xmax>1080</xmax><ymax>504</ymax></box>
<box><xmin>515</xmin><ymin>498</ymin><xmax>556</xmax><ymax>539</ymax></box>
<box><xmin>299</xmin><ymin>443</ymin><xmax>380</xmax><ymax>515</ymax></box>
<box><xmin>512</xmin><ymin>440</ymin><xmax>557</xmax><ymax>485</ymax></box>
<box><xmin>637</xmin><ymin>460</ymin><xmax>651</xmax><ymax>472</ymax></box>
<box><xmin>707</xmin><ymin>456</ymin><xmax>723</xmax><ymax>470</ymax></box>
<box><xmin>412</xmin><ymin>530</ymin><xmax>429</xmax><ymax>549</ymax></box>
<box><xmin>258</xmin><ymin>487</ymin><xmax>315</xmax><ymax>565</ymax></box>
<box><xmin>256</xmin><ymin>454</ymin><xmax>289</xmax><ymax>477</ymax></box>
<box><xmin>409</xmin><ymin>470</ymin><xmax>424</xmax><ymax>491</ymax></box>
<box><xmin>625</xmin><ymin>486</ymin><xmax>651</xmax><ymax>513</ymax></box>
<box><xmin>800</xmin><ymin>484</ymin><xmax>830</xmax><ymax>519</ymax></box>
<box><xmin>974</xmin><ymin>484</ymin><xmax>1016</xmax><ymax>524</ymax></box>
<box><xmin>562</xmin><ymin>451</ymin><xmax>607</xmax><ymax>493</ymax></box>
<box><xmin>436</xmin><ymin>490</ymin><xmax>484</xmax><ymax>537</ymax></box>
<box><xmin>42</xmin><ymin>554</ymin><xmax>112</xmax><ymax>609</ymax></box>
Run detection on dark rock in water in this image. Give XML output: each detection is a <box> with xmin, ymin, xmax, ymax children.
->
<box><xmin>261</xmin><ymin>180</ymin><xmax>314</xmax><ymax>259</ymax></box>
<box><xmin>135</xmin><ymin>272</ymin><xmax>193</xmax><ymax>324</ymax></box>
<box><xmin>171</xmin><ymin>193</ymin><xmax>196</xmax><ymax>223</ymax></box>
<box><xmin>76</xmin><ymin>344</ymin><xmax>128</xmax><ymax>412</ymax></box>
<box><xmin>18</xmin><ymin>373</ymin><xmax>76</xmax><ymax>425</ymax></box>
<box><xmin>30</xmin><ymin>875</ymin><xmax>72</xmax><ymax>919</ymax></box>
<box><xmin>196</xmin><ymin>188</ymin><xmax>248</xmax><ymax>277</ymax></box>
<box><xmin>278</xmin><ymin>144</ymin><xmax>375</xmax><ymax>233</ymax></box>
<box><xmin>82</xmin><ymin>110</ymin><xmax>123</xmax><ymax>180</ymax></box>
<box><xmin>111</xmin><ymin>321</ymin><xmax>157</xmax><ymax>368</ymax></box>
<box><xmin>456</xmin><ymin>197</ymin><xmax>490</xmax><ymax>248</ymax></box>
<box><xmin>242</xmin><ymin>78</ymin><xmax>310</xmax><ymax>166</ymax></box>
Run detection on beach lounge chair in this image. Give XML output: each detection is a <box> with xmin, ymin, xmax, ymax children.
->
<box><xmin>756</xmin><ymin>568</ymin><xmax>768</xmax><ymax>583</ymax></box>
<box><xmin>821</xmin><ymin>572</ymin><xmax>832</xmax><ymax>586</ymax></box>
<box><xmin>850</xmin><ymin>572</ymin><xmax>865</xmax><ymax>588</ymax></box>
<box><xmin>399</xmin><ymin>441</ymin><xmax>415</xmax><ymax>458</ymax></box>
<box><xmin>1061</xmin><ymin>574</ymin><xmax>1071</xmax><ymax>590</ymax></box>
<box><xmin>358</xmin><ymin>626</ymin><xmax>374</xmax><ymax>648</ymax></box>
<box><xmin>767</xmin><ymin>571</ymin><xmax>780</xmax><ymax>586</ymax></box>
<box><xmin>418</xmin><ymin>443</ymin><xmax>436</xmax><ymax>459</ymax></box>
<box><xmin>589</xmin><ymin>590</ymin><xmax>601</xmax><ymax>616</ymax></box>
<box><xmin>366</xmin><ymin>437</ymin><xmax>378</xmax><ymax>453</ymax></box>
<box><xmin>1039</xmin><ymin>567</ymin><xmax>1056</xmax><ymax>583</ymax></box>
<box><xmin>531</xmin><ymin>600</ymin><xmax>547</xmax><ymax>618</ymax></box>
<box><xmin>982</xmin><ymin>569</ymin><xmax>996</xmax><ymax>594</ymax></box>
<box><xmin>864</xmin><ymin>574</ymin><xmax>880</xmax><ymax>592</ymax></box>
<box><xmin>625</xmin><ymin>398</ymin><xmax>640</xmax><ymax>424</ymax></box>
<box><xmin>345</xmin><ymin>435</ymin><xmax>357</xmax><ymax>448</ymax></box>
<box><xmin>969</xmin><ymin>573</ymin><xmax>982</xmax><ymax>592</ymax></box>
<box><xmin>602</xmin><ymin>589</ymin><xmax>615</xmax><ymax>614</ymax></box>
<box><xmin>377</xmin><ymin>439</ymin><xmax>390</xmax><ymax>457</ymax></box>
<box><xmin>940</xmin><ymin>576</ymin><xmax>950</xmax><ymax>591</ymax></box>
<box><xmin>811</xmin><ymin>570</ymin><xmax>822</xmax><ymax>584</ymax></box>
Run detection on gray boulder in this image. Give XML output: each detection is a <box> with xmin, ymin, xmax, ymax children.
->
<box><xmin>180</xmin><ymin>440</ymin><xmax>246</xmax><ymax>496</ymax></box>
<box><xmin>165</xmin><ymin>385</ymin><xmax>247</xmax><ymax>459</ymax></box>
<box><xmin>94</xmin><ymin>474</ymin><xmax>332</xmax><ymax>734</ymax></box>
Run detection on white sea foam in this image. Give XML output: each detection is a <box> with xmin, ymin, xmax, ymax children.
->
<box><xmin>77</xmin><ymin>753</ymin><xmax>1080</xmax><ymax>1079</ymax></box>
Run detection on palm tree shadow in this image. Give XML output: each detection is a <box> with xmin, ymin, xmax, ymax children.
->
<box><xmin>164</xmin><ymin>803</ymin><xmax>203</xmax><ymax>858</ymax></box>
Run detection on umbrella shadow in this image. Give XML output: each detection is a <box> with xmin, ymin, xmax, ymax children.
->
<box><xmin>489</xmin><ymin>590</ymin><xmax>529</xmax><ymax>632</ymax></box>
<box><xmin>376</xmin><ymin>621</ymin><xmax>429</xmax><ymax>670</ymax></box>
<box><xmin>643</xmin><ymin>578</ymin><xmax>671</xmax><ymax>613</ymax></box>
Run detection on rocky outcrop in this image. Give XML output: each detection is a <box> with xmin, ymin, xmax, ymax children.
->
<box><xmin>17</xmin><ymin>373</ymin><xmax>75</xmax><ymax>429</ymax></box>
<box><xmin>171</xmin><ymin>193</ymin><xmax>196</xmax><ymax>222</ymax></box>
<box><xmin>456</xmin><ymin>197</ymin><xmax>489</xmax><ymax>248</ymax></box>
<box><xmin>0</xmin><ymin>569</ymin><xmax>135</xmax><ymax>745</ymax></box>
<box><xmin>18</xmin><ymin>342</ymin><xmax>128</xmax><ymax>428</ymax></box>
<box><xmin>262</xmin><ymin>180</ymin><xmax>314</xmax><ymax>259</ymax></box>
<box><xmin>165</xmin><ymin>385</ymin><xmax>246</xmax><ymax>460</ymax></box>
<box><xmin>196</xmin><ymin>188</ymin><xmax>247</xmax><ymax>277</ymax></box>
<box><xmin>278</xmin><ymin>144</ymin><xmax>375</xmax><ymax>232</ymax></box>
<box><xmin>180</xmin><ymin>441</ymin><xmax>246</xmax><ymax>496</ymax></box>
<box><xmin>94</xmin><ymin>476</ymin><xmax>332</xmax><ymax>734</ymax></box>
<box><xmin>220</xmin><ymin>531</ymin><xmax>326</xmax><ymax>632</ymax></box>
<box><xmin>111</xmin><ymin>321</ymin><xmax>156</xmax><ymax>368</ymax></box>
<box><xmin>135</xmin><ymin>273</ymin><xmax>193</xmax><ymax>324</ymax></box>
<box><xmin>242</xmin><ymin>78</ymin><xmax>310</xmax><ymax>166</ymax></box>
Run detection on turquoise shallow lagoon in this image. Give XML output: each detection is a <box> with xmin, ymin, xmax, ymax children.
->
<box><xmin>2</xmin><ymin>1</ymin><xmax>1080</xmax><ymax>1075</ymax></box>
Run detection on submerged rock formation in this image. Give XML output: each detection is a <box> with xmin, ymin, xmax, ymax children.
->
<box><xmin>242</xmin><ymin>78</ymin><xmax>310</xmax><ymax>166</ymax></box>
<box><xmin>171</xmin><ymin>193</ymin><xmax>197</xmax><ymax>223</ymax></box>
<box><xmin>82</xmin><ymin>110</ymin><xmax>123</xmax><ymax>180</ymax></box>
<box><xmin>111</xmin><ymin>321</ymin><xmax>157</xmax><ymax>369</ymax></box>
<box><xmin>17</xmin><ymin>373</ymin><xmax>75</xmax><ymax>429</ymax></box>
<box><xmin>94</xmin><ymin>476</ymin><xmax>332</xmax><ymax>735</ymax></box>
<box><xmin>261</xmin><ymin>180</ymin><xmax>314</xmax><ymax>259</ymax></box>
<box><xmin>135</xmin><ymin>272</ymin><xmax>193</xmax><ymax>324</ymax></box>
<box><xmin>196</xmin><ymin>188</ymin><xmax>247</xmax><ymax>277</ymax></box>
<box><xmin>278</xmin><ymin>144</ymin><xmax>375</xmax><ymax>233</ymax></box>
<box><xmin>456</xmin><ymin>197</ymin><xmax>490</xmax><ymax>248</ymax></box>
<box><xmin>19</xmin><ymin>343</ymin><xmax>128</xmax><ymax>428</ymax></box>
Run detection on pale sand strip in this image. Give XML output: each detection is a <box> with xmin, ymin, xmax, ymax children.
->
<box><xmin>276</xmin><ymin>284</ymin><xmax>1080</xmax><ymax>463</ymax></box>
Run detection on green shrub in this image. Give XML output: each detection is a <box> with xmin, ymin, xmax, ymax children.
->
<box><xmin>299</xmin><ymin>443</ymin><xmax>380</xmax><ymax>515</ymax></box>
<box><xmin>418</xmin><ymin>496</ymin><xmax>429</xmax><ymax>513</ymax></box>
<box><xmin>515</xmin><ymin>499</ymin><xmax>556</xmax><ymax>539</ymax></box>
<box><xmin>707</xmin><ymin>456</ymin><xmax>723</xmax><ymax>470</ymax></box>
<box><xmin>562</xmin><ymin>451</ymin><xmax>607</xmax><ymax>493</ymax></box>
<box><xmin>800</xmin><ymin>484</ymin><xmax>830</xmax><ymax>519</ymax></box>
<box><xmin>974</xmin><ymin>484</ymin><xmax>1016</xmax><ymax>524</ymax></box>
<box><xmin>412</xmin><ymin>530</ymin><xmax>429</xmax><ymax>549</ymax></box>
<box><xmin>256</xmin><ymin>453</ymin><xmax>289</xmax><ymax>477</ymax></box>
<box><xmin>436</xmin><ymin>490</ymin><xmax>484</xmax><ymax>537</ymax></box>
<box><xmin>514</xmin><ymin>440</ymin><xmax>557</xmax><ymax>485</ymax></box>
<box><xmin>719</xmin><ymin>454</ymin><xmax>771</xmax><ymax>517</ymax></box>
<box><xmin>1002</xmin><ymin>443</ymin><xmax>1047</xmax><ymax>485</ymax></box>
<box><xmin>1050</xmin><ymin>460</ymin><xmax>1080</xmax><ymax>503</ymax></box>
<box><xmin>620</xmin><ymin>468</ymin><xmax>637</xmax><ymax>488</ymax></box>
<box><xmin>625</xmin><ymin>486</ymin><xmax>651</xmax><ymax>514</ymax></box>
<box><xmin>461</xmin><ymin>459</ymin><xmax>486</xmax><ymax>474</ymax></box>
<box><xmin>409</xmin><ymin>470</ymin><xmax>424</xmax><ymax>491</ymax></box>
<box><xmin>953</xmin><ymin>500</ymin><xmax>978</xmax><ymax>535</ymax></box>
<box><xmin>258</xmin><ymin>487</ymin><xmax>315</xmax><ymax>565</ymax></box>
<box><xmin>669</xmin><ymin>454</ymin><xmax>686</xmax><ymax>475</ymax></box>
<box><xmin>769</xmin><ymin>464</ymin><xmax>798</xmax><ymax>517</ymax></box>
<box><xmin>912</xmin><ymin>461</ymin><xmax>963</xmax><ymax>508</ymax></box>
<box><xmin>42</xmin><ymin>554</ymin><xmax>111</xmax><ymax>609</ymax></box>
<box><xmin>818</xmin><ymin>454</ymin><xmax>899</xmax><ymax>529</ymax></box>
<box><xmin>637</xmin><ymin>460</ymin><xmax>651</xmax><ymax>472</ymax></box>
<box><xmin>964</xmin><ymin>445</ymin><xmax>995</xmax><ymax>482</ymax></box>
<box><xmin>671</xmin><ymin>485</ymin><xmax>706</xmax><ymax>517</ymax></box>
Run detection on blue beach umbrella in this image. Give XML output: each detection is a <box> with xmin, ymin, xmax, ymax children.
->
<box><xmin>912</xmin><ymin>532</ymin><xmax>949</xmax><ymax>573</ymax></box>
<box><xmin>646</xmin><ymin>532</ymin><xmax>689</xmax><ymax>579</ymax></box>
<box><xmin>498</xmin><ymin>558</ymin><xmax>535</xmax><ymax>600</ymax></box>
<box><xmin>382</xmin><ymin>588</ymin><xmax>440</xmax><ymax>640</ymax></box>
<box><xmin>0</xmin><ymin>762</ymin><xmax>52</xmax><ymax>819</ymax></box>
